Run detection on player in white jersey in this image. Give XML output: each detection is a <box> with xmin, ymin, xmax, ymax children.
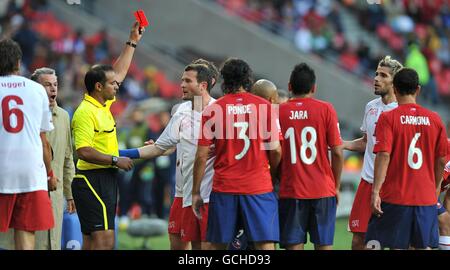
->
<box><xmin>0</xmin><ymin>39</ymin><xmax>55</xmax><ymax>250</ymax></box>
<box><xmin>138</xmin><ymin>61</ymin><xmax>218</xmax><ymax>250</ymax></box>
<box><xmin>343</xmin><ymin>56</ymin><xmax>403</xmax><ymax>250</ymax></box>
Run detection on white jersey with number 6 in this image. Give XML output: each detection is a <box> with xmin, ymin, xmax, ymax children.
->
<box><xmin>0</xmin><ymin>75</ymin><xmax>54</xmax><ymax>193</ymax></box>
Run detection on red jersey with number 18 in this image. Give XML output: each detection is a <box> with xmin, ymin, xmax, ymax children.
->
<box><xmin>373</xmin><ymin>104</ymin><xmax>448</xmax><ymax>205</ymax></box>
<box><xmin>198</xmin><ymin>92</ymin><xmax>281</xmax><ymax>195</ymax></box>
<box><xmin>278</xmin><ymin>98</ymin><xmax>342</xmax><ymax>199</ymax></box>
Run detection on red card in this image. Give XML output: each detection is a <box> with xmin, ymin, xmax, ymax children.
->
<box><xmin>134</xmin><ymin>10</ymin><xmax>149</xmax><ymax>27</ymax></box>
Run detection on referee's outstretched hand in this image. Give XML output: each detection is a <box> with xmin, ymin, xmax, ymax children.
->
<box><xmin>116</xmin><ymin>156</ymin><xmax>134</xmax><ymax>171</ymax></box>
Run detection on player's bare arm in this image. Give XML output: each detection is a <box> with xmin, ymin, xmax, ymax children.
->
<box><xmin>331</xmin><ymin>145</ymin><xmax>344</xmax><ymax>204</ymax></box>
<box><xmin>113</xmin><ymin>21</ymin><xmax>144</xmax><ymax>83</ymax></box>
<box><xmin>342</xmin><ymin>133</ymin><xmax>367</xmax><ymax>152</ymax></box>
<box><xmin>268</xmin><ymin>141</ymin><xmax>282</xmax><ymax>182</ymax></box>
<box><xmin>372</xmin><ymin>151</ymin><xmax>390</xmax><ymax>216</ymax></box>
<box><xmin>77</xmin><ymin>146</ymin><xmax>133</xmax><ymax>171</ymax></box>
<box><xmin>192</xmin><ymin>145</ymin><xmax>209</xmax><ymax>219</ymax></box>
<box><xmin>444</xmin><ymin>189</ymin><xmax>450</xmax><ymax>211</ymax></box>
<box><xmin>137</xmin><ymin>144</ymin><xmax>168</xmax><ymax>159</ymax></box>
<box><xmin>41</xmin><ymin>132</ymin><xmax>58</xmax><ymax>191</ymax></box>
<box><xmin>435</xmin><ymin>156</ymin><xmax>447</xmax><ymax>199</ymax></box>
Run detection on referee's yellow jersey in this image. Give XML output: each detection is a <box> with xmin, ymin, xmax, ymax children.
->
<box><xmin>72</xmin><ymin>94</ymin><xmax>119</xmax><ymax>170</ymax></box>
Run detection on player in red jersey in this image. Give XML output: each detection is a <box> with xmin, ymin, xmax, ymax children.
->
<box><xmin>278</xmin><ymin>63</ymin><xmax>344</xmax><ymax>250</ymax></box>
<box><xmin>437</xmin><ymin>139</ymin><xmax>450</xmax><ymax>249</ymax></box>
<box><xmin>367</xmin><ymin>68</ymin><xmax>448</xmax><ymax>249</ymax></box>
<box><xmin>192</xmin><ymin>58</ymin><xmax>282</xmax><ymax>250</ymax></box>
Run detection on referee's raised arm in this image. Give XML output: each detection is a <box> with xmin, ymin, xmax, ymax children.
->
<box><xmin>113</xmin><ymin>21</ymin><xmax>145</xmax><ymax>83</ymax></box>
<box><xmin>70</xmin><ymin>19</ymin><xmax>145</xmax><ymax>250</ymax></box>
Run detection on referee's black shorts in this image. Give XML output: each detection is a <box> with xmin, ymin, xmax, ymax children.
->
<box><xmin>72</xmin><ymin>168</ymin><xmax>118</xmax><ymax>234</ymax></box>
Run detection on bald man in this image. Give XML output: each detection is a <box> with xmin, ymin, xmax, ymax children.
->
<box><xmin>251</xmin><ymin>79</ymin><xmax>279</xmax><ymax>104</ymax></box>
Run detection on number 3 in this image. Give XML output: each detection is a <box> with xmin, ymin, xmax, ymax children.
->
<box><xmin>1</xmin><ymin>95</ymin><xmax>24</xmax><ymax>133</ymax></box>
<box><xmin>234</xmin><ymin>122</ymin><xmax>250</xmax><ymax>160</ymax></box>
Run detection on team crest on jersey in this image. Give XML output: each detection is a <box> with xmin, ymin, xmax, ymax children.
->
<box><xmin>368</xmin><ymin>108</ymin><xmax>378</xmax><ymax>116</ymax></box>
<box><xmin>231</xmin><ymin>238</ymin><xmax>242</xmax><ymax>249</ymax></box>
<box><xmin>168</xmin><ymin>221</ymin><xmax>175</xmax><ymax>229</ymax></box>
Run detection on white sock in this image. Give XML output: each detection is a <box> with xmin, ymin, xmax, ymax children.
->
<box><xmin>439</xmin><ymin>236</ymin><xmax>450</xmax><ymax>250</ymax></box>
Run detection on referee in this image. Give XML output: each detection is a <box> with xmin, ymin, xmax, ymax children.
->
<box><xmin>71</xmin><ymin>21</ymin><xmax>143</xmax><ymax>250</ymax></box>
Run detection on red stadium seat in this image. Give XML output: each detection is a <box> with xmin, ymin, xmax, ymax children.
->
<box><xmin>436</xmin><ymin>69</ymin><xmax>450</xmax><ymax>96</ymax></box>
<box><xmin>376</xmin><ymin>24</ymin><xmax>393</xmax><ymax>41</ymax></box>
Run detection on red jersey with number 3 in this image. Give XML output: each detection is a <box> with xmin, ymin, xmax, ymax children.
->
<box><xmin>198</xmin><ymin>92</ymin><xmax>281</xmax><ymax>194</ymax></box>
<box><xmin>278</xmin><ymin>98</ymin><xmax>342</xmax><ymax>199</ymax></box>
<box><xmin>373</xmin><ymin>104</ymin><xmax>448</xmax><ymax>205</ymax></box>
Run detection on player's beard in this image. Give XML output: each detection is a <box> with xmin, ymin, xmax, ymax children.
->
<box><xmin>374</xmin><ymin>87</ymin><xmax>388</xmax><ymax>97</ymax></box>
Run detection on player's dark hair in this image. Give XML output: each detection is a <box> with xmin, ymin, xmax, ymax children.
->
<box><xmin>220</xmin><ymin>58</ymin><xmax>253</xmax><ymax>94</ymax></box>
<box><xmin>393</xmin><ymin>68</ymin><xmax>419</xmax><ymax>95</ymax></box>
<box><xmin>192</xmin><ymin>59</ymin><xmax>219</xmax><ymax>88</ymax></box>
<box><xmin>0</xmin><ymin>39</ymin><xmax>22</xmax><ymax>76</ymax></box>
<box><xmin>289</xmin><ymin>63</ymin><xmax>316</xmax><ymax>95</ymax></box>
<box><xmin>84</xmin><ymin>64</ymin><xmax>114</xmax><ymax>94</ymax></box>
<box><xmin>184</xmin><ymin>64</ymin><xmax>213</xmax><ymax>92</ymax></box>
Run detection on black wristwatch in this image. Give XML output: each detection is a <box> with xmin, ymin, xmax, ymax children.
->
<box><xmin>111</xmin><ymin>155</ymin><xmax>119</xmax><ymax>166</ymax></box>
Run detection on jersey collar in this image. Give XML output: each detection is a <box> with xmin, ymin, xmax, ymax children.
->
<box><xmin>83</xmin><ymin>94</ymin><xmax>105</xmax><ymax>108</ymax></box>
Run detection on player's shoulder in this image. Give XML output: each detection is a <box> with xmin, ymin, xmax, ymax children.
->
<box><xmin>4</xmin><ymin>75</ymin><xmax>47</xmax><ymax>97</ymax></box>
<box><xmin>55</xmin><ymin>106</ymin><xmax>70</xmax><ymax>118</ymax></box>
<box><xmin>172</xmin><ymin>101</ymin><xmax>191</xmax><ymax>114</ymax></box>
<box><xmin>366</xmin><ymin>97</ymin><xmax>382</xmax><ymax>109</ymax></box>
<box><xmin>309</xmin><ymin>98</ymin><xmax>336</xmax><ymax>112</ymax></box>
<box><xmin>247</xmin><ymin>92</ymin><xmax>271</xmax><ymax>105</ymax></box>
<box><xmin>420</xmin><ymin>106</ymin><xmax>442</xmax><ymax>119</ymax></box>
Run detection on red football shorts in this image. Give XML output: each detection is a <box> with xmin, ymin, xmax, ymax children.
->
<box><xmin>168</xmin><ymin>197</ymin><xmax>183</xmax><ymax>234</ymax></box>
<box><xmin>180</xmin><ymin>203</ymin><xmax>209</xmax><ymax>242</ymax></box>
<box><xmin>0</xmin><ymin>190</ymin><xmax>54</xmax><ymax>232</ymax></box>
<box><xmin>348</xmin><ymin>179</ymin><xmax>372</xmax><ymax>233</ymax></box>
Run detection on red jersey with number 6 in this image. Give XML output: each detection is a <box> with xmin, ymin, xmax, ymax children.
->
<box><xmin>198</xmin><ymin>92</ymin><xmax>281</xmax><ymax>194</ymax></box>
<box><xmin>373</xmin><ymin>104</ymin><xmax>447</xmax><ymax>205</ymax></box>
<box><xmin>278</xmin><ymin>97</ymin><xmax>342</xmax><ymax>199</ymax></box>
<box><xmin>0</xmin><ymin>75</ymin><xmax>54</xmax><ymax>193</ymax></box>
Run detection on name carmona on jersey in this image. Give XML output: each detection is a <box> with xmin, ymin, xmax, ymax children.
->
<box><xmin>289</xmin><ymin>110</ymin><xmax>308</xmax><ymax>120</ymax></box>
<box><xmin>400</xmin><ymin>115</ymin><xmax>430</xmax><ymax>126</ymax></box>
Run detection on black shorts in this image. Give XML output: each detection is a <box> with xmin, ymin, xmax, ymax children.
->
<box><xmin>72</xmin><ymin>168</ymin><xmax>118</xmax><ymax>234</ymax></box>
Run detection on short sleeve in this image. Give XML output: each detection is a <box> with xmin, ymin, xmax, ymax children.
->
<box><xmin>373</xmin><ymin>112</ymin><xmax>392</xmax><ymax>154</ymax></box>
<box><xmin>197</xmin><ymin>104</ymin><xmax>216</xmax><ymax>146</ymax></box>
<box><xmin>360</xmin><ymin>103</ymin><xmax>369</xmax><ymax>133</ymax></box>
<box><xmin>155</xmin><ymin>112</ymin><xmax>182</xmax><ymax>151</ymax></box>
<box><xmin>326</xmin><ymin>104</ymin><xmax>342</xmax><ymax>147</ymax></box>
<box><xmin>72</xmin><ymin>111</ymin><xmax>96</xmax><ymax>150</ymax></box>
<box><xmin>435</xmin><ymin>118</ymin><xmax>448</xmax><ymax>158</ymax></box>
